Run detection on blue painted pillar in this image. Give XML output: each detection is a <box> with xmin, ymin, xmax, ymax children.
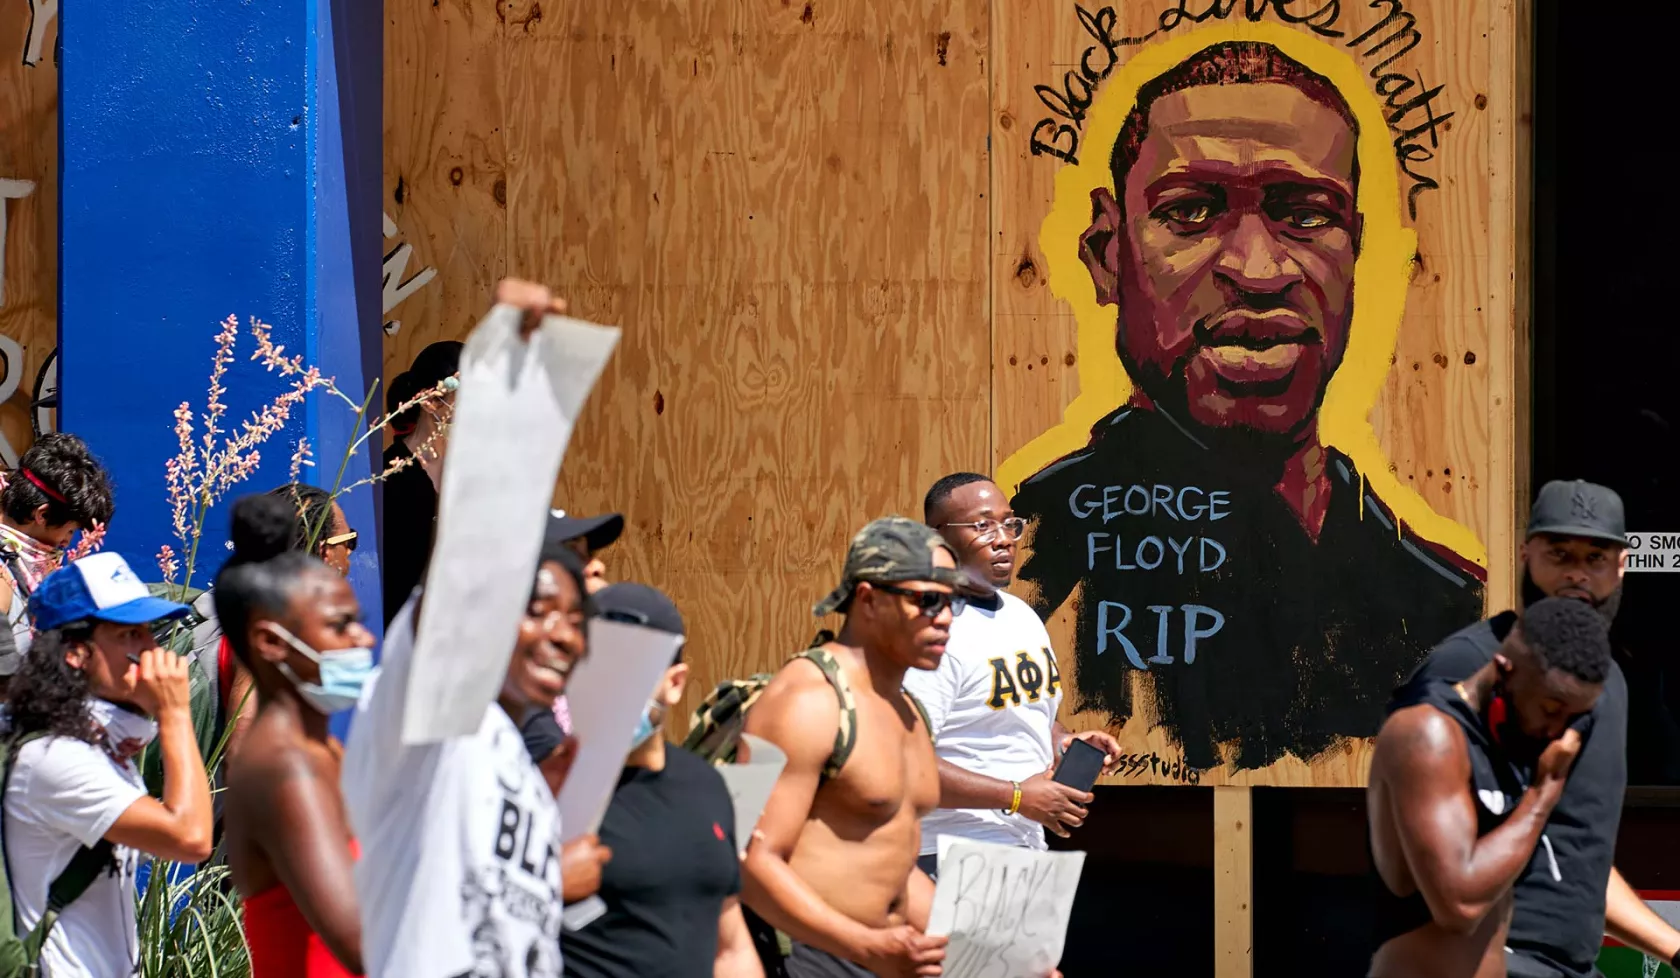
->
<box><xmin>59</xmin><ymin>0</ymin><xmax>383</xmax><ymax>634</ymax></box>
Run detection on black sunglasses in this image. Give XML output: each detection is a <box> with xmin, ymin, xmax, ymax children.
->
<box><xmin>322</xmin><ymin>530</ymin><xmax>358</xmax><ymax>553</ymax></box>
<box><xmin>871</xmin><ymin>583</ymin><xmax>965</xmax><ymax>618</ymax></box>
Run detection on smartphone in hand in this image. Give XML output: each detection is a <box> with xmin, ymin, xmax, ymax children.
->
<box><xmin>1052</xmin><ymin>738</ymin><xmax>1107</xmax><ymax>794</ymax></box>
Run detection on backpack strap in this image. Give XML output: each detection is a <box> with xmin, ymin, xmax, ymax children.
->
<box><xmin>18</xmin><ymin>841</ymin><xmax>115</xmax><ymax>964</ymax></box>
<box><xmin>3</xmin><ymin>731</ymin><xmax>118</xmax><ymax>965</ymax></box>
<box><xmin>791</xmin><ymin>647</ymin><xmax>857</xmax><ymax>782</ymax></box>
<box><xmin>901</xmin><ymin>688</ymin><xmax>934</xmax><ymax>742</ymax></box>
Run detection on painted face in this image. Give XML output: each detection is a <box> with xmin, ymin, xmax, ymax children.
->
<box><xmin>934</xmin><ymin>480</ymin><xmax>1019</xmax><ymax>588</ymax></box>
<box><xmin>1083</xmin><ymin>82</ymin><xmax>1359</xmax><ymax>437</ymax></box>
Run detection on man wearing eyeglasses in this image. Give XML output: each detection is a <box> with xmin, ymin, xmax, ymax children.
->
<box><xmin>904</xmin><ymin>474</ymin><xmax>1124</xmax><ymax>881</ymax></box>
<box><xmin>740</xmin><ymin>518</ymin><xmax>967</xmax><ymax>978</ymax></box>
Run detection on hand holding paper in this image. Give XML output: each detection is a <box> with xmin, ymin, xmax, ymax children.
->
<box><xmin>402</xmin><ymin>301</ymin><xmax>619</xmax><ymax>745</ymax></box>
<box><xmin>927</xmin><ymin>838</ymin><xmax>1084</xmax><ymax>978</ymax></box>
<box><xmin>556</xmin><ymin>618</ymin><xmax>686</xmax><ymax>842</ymax></box>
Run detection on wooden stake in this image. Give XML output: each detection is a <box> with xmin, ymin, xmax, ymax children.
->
<box><xmin>1215</xmin><ymin>786</ymin><xmax>1254</xmax><ymax>978</ymax></box>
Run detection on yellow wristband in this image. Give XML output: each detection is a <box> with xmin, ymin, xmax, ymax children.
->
<box><xmin>1005</xmin><ymin>782</ymin><xmax>1023</xmax><ymax>817</ymax></box>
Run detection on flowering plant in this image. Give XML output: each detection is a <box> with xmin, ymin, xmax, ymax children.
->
<box><xmin>136</xmin><ymin>315</ymin><xmax>454</xmax><ymax>978</ymax></box>
<box><xmin>157</xmin><ymin>314</ymin><xmax>451</xmax><ymax>595</ymax></box>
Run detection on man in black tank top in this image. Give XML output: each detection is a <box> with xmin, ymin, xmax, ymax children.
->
<box><xmin>1406</xmin><ymin>481</ymin><xmax>1680</xmax><ymax>976</ymax></box>
<box><xmin>1367</xmin><ymin>599</ymin><xmax>1612</xmax><ymax>978</ymax></box>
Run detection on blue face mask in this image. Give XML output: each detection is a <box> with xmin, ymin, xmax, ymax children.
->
<box><xmin>266</xmin><ymin>624</ymin><xmax>376</xmax><ymax>714</ymax></box>
<box><xmin>629</xmin><ymin>699</ymin><xmax>660</xmax><ymax>750</ymax></box>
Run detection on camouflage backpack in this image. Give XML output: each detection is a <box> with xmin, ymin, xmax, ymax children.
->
<box><xmin>683</xmin><ymin>636</ymin><xmax>929</xmax><ymax>780</ymax></box>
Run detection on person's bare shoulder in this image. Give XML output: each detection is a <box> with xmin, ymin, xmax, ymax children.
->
<box><xmin>1374</xmin><ymin>704</ymin><xmax>1469</xmax><ymax>787</ymax></box>
<box><xmin>745</xmin><ymin>654</ymin><xmax>842</xmax><ymax>768</ymax></box>
<box><xmin>226</xmin><ymin>719</ymin><xmax>332</xmax><ymax>810</ymax></box>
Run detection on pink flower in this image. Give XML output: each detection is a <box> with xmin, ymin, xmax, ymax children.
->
<box><xmin>65</xmin><ymin>520</ymin><xmax>107</xmax><ymax>562</ymax></box>
<box><xmin>156</xmin><ymin>544</ymin><xmax>180</xmax><ymax>584</ymax></box>
<box><xmin>288</xmin><ymin>437</ymin><xmax>314</xmax><ymax>481</ymax></box>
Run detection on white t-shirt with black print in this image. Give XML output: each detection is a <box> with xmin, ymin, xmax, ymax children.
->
<box><xmin>901</xmin><ymin>590</ymin><xmax>1064</xmax><ymax>854</ymax></box>
<box><xmin>3</xmin><ymin>736</ymin><xmax>146</xmax><ymax>977</ymax></box>
<box><xmin>343</xmin><ymin>594</ymin><xmax>564</xmax><ymax>978</ymax></box>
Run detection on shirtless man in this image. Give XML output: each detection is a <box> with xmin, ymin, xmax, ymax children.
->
<box><xmin>1366</xmin><ymin>598</ymin><xmax>1611</xmax><ymax>978</ymax></box>
<box><xmin>741</xmin><ymin>517</ymin><xmax>967</xmax><ymax>978</ymax></box>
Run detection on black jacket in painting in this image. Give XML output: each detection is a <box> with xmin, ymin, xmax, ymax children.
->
<box><xmin>1407</xmin><ymin>613</ymin><xmax>1627</xmax><ymax>978</ymax></box>
<box><xmin>1011</xmin><ymin>407</ymin><xmax>1486</xmax><ymax>771</ymax></box>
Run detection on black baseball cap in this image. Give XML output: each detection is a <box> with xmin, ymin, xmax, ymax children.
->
<box><xmin>548</xmin><ymin>508</ymin><xmax>625</xmax><ymax>553</ymax></box>
<box><xmin>1527</xmin><ymin>480</ymin><xmax>1628</xmax><ymax>547</ymax></box>
<box><xmin>593</xmin><ymin>582</ymin><xmax>685</xmax><ymax>661</ymax></box>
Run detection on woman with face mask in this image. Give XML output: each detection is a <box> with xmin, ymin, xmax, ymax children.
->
<box><xmin>218</xmin><ymin>493</ymin><xmax>376</xmax><ymax>977</ymax></box>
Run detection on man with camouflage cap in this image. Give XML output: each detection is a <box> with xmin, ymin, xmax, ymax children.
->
<box><xmin>739</xmin><ymin>517</ymin><xmax>964</xmax><ymax>978</ymax></box>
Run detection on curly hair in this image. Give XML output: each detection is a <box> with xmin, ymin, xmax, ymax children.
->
<box><xmin>1521</xmin><ymin>596</ymin><xmax>1613</xmax><ymax>684</ymax></box>
<box><xmin>5</xmin><ymin>623</ymin><xmax>100</xmax><ymax>743</ymax></box>
<box><xmin>2</xmin><ymin>433</ymin><xmax>116</xmax><ymax>529</ymax></box>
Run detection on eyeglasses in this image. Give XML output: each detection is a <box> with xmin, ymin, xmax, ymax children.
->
<box><xmin>939</xmin><ymin>517</ymin><xmax>1026</xmax><ymax>544</ymax></box>
<box><xmin>323</xmin><ymin>531</ymin><xmax>358</xmax><ymax>553</ymax></box>
<box><xmin>872</xmin><ymin>584</ymin><xmax>965</xmax><ymax>618</ymax></box>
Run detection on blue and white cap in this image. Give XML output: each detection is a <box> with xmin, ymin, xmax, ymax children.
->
<box><xmin>28</xmin><ymin>552</ymin><xmax>191</xmax><ymax>632</ymax></box>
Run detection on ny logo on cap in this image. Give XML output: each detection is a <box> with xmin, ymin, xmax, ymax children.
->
<box><xmin>1570</xmin><ymin>486</ymin><xmax>1597</xmax><ymax>522</ymax></box>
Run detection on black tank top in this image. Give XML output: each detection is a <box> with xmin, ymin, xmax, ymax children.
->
<box><xmin>1369</xmin><ymin>676</ymin><xmax>1532</xmax><ymax>952</ymax></box>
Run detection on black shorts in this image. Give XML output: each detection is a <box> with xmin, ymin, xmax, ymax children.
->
<box><xmin>744</xmin><ymin>906</ymin><xmax>877</xmax><ymax>978</ymax></box>
<box><xmin>783</xmin><ymin>940</ymin><xmax>875</xmax><ymax>978</ymax></box>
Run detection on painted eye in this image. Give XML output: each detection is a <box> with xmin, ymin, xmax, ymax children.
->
<box><xmin>1159</xmin><ymin>201</ymin><xmax>1213</xmax><ymax>226</ymax></box>
<box><xmin>1284</xmin><ymin>208</ymin><xmax>1333</xmax><ymax>229</ymax></box>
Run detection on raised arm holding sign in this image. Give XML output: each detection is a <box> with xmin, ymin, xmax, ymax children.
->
<box><xmin>341</xmin><ymin>281</ymin><xmax>620</xmax><ymax>978</ymax></box>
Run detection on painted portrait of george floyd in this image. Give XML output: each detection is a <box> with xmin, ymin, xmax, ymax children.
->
<box><xmin>1007</xmin><ymin>28</ymin><xmax>1486</xmax><ymax>773</ymax></box>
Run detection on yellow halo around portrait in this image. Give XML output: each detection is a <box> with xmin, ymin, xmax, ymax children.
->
<box><xmin>995</xmin><ymin>20</ymin><xmax>1486</xmax><ymax>570</ymax></box>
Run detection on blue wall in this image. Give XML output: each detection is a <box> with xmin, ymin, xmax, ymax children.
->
<box><xmin>59</xmin><ymin>0</ymin><xmax>382</xmax><ymax>632</ymax></box>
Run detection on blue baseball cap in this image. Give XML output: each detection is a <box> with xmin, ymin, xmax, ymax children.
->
<box><xmin>29</xmin><ymin>552</ymin><xmax>191</xmax><ymax>632</ymax></box>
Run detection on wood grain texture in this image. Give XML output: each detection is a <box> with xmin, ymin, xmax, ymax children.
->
<box><xmin>387</xmin><ymin>0</ymin><xmax>1527</xmax><ymax>787</ymax></box>
<box><xmin>0</xmin><ymin>7</ymin><xmax>58</xmax><ymax>459</ymax></box>
<box><xmin>389</xmin><ymin>0</ymin><xmax>992</xmax><ymax>719</ymax></box>
<box><xmin>382</xmin><ymin>0</ymin><xmax>507</xmax><ymax>388</ymax></box>
<box><xmin>990</xmin><ymin>0</ymin><xmax>1524</xmax><ymax>787</ymax></box>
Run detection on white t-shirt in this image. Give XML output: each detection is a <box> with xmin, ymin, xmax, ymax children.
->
<box><xmin>3</xmin><ymin>736</ymin><xmax>146</xmax><ymax>977</ymax></box>
<box><xmin>343</xmin><ymin>594</ymin><xmax>564</xmax><ymax>978</ymax></box>
<box><xmin>902</xmin><ymin>590</ymin><xmax>1064</xmax><ymax>854</ymax></box>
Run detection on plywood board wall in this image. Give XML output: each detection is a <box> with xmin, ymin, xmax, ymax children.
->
<box><xmin>385</xmin><ymin>0</ymin><xmax>1526</xmax><ymax>787</ymax></box>
<box><xmin>0</xmin><ymin>3</ymin><xmax>59</xmax><ymax>465</ymax></box>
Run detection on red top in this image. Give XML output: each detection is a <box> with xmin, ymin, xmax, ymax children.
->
<box><xmin>243</xmin><ymin>839</ymin><xmax>363</xmax><ymax>977</ymax></box>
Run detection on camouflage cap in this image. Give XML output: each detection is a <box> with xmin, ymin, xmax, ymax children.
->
<box><xmin>813</xmin><ymin>517</ymin><xmax>971</xmax><ymax>617</ymax></box>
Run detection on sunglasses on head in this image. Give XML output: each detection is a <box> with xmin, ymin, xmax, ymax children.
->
<box><xmin>323</xmin><ymin>530</ymin><xmax>358</xmax><ymax>553</ymax></box>
<box><xmin>871</xmin><ymin>583</ymin><xmax>965</xmax><ymax>618</ymax></box>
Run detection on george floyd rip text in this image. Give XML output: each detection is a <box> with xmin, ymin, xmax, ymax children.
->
<box><xmin>1067</xmin><ymin>482</ymin><xmax>1228</xmax><ymax>674</ymax></box>
<box><xmin>1028</xmin><ymin>0</ymin><xmax>1452</xmax><ymax>217</ymax></box>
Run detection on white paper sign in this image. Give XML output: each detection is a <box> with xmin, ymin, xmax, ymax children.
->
<box><xmin>402</xmin><ymin>305</ymin><xmax>619</xmax><ymax>744</ymax></box>
<box><xmin>716</xmin><ymin>734</ymin><xmax>787</xmax><ymax>856</ymax></box>
<box><xmin>1624</xmin><ymin>532</ymin><xmax>1680</xmax><ymax>572</ymax></box>
<box><xmin>927</xmin><ymin>838</ymin><xmax>1086</xmax><ymax>978</ymax></box>
<box><xmin>556</xmin><ymin>618</ymin><xmax>684</xmax><ymax>843</ymax></box>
